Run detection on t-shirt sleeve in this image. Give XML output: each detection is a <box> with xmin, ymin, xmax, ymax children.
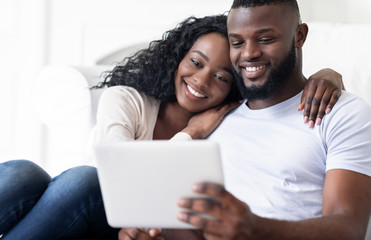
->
<box><xmin>325</xmin><ymin>94</ymin><xmax>371</xmax><ymax>177</ymax></box>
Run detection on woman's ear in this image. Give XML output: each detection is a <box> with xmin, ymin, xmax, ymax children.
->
<box><xmin>295</xmin><ymin>23</ymin><xmax>308</xmax><ymax>48</ymax></box>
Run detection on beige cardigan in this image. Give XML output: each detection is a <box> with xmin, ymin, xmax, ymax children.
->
<box><xmin>91</xmin><ymin>85</ymin><xmax>191</xmax><ymax>144</ymax></box>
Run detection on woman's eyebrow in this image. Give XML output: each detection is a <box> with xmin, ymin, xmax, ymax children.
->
<box><xmin>192</xmin><ymin>50</ymin><xmax>209</xmax><ymax>62</ymax></box>
<box><xmin>218</xmin><ymin>66</ymin><xmax>233</xmax><ymax>75</ymax></box>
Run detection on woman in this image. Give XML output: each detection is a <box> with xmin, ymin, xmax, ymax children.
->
<box><xmin>1</xmin><ymin>14</ymin><xmax>343</xmax><ymax>239</ymax></box>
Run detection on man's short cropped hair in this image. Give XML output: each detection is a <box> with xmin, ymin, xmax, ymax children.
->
<box><xmin>231</xmin><ymin>0</ymin><xmax>300</xmax><ymax>20</ymax></box>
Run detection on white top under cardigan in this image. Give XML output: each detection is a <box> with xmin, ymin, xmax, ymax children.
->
<box><xmin>86</xmin><ymin>86</ymin><xmax>192</xmax><ymax>164</ymax></box>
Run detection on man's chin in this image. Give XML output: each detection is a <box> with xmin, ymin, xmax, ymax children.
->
<box><xmin>239</xmin><ymin>77</ymin><xmax>275</xmax><ymax>101</ymax></box>
<box><xmin>243</xmin><ymin>78</ymin><xmax>266</xmax><ymax>89</ymax></box>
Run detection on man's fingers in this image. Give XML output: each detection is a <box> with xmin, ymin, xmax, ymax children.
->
<box><xmin>178</xmin><ymin>197</ymin><xmax>223</xmax><ymax>220</ymax></box>
<box><xmin>177</xmin><ymin>211</ymin><xmax>223</xmax><ymax>235</ymax></box>
<box><xmin>192</xmin><ymin>183</ymin><xmax>244</xmax><ymax>212</ymax></box>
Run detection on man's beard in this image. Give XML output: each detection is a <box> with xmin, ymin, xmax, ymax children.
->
<box><xmin>233</xmin><ymin>40</ymin><xmax>297</xmax><ymax>101</ymax></box>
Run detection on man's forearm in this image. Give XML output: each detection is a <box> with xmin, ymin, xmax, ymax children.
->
<box><xmin>162</xmin><ymin>229</ymin><xmax>204</xmax><ymax>240</ymax></box>
<box><xmin>254</xmin><ymin>214</ymin><xmax>367</xmax><ymax>240</ymax></box>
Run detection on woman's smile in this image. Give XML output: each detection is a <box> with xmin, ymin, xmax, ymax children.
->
<box><xmin>185</xmin><ymin>82</ymin><xmax>207</xmax><ymax>99</ymax></box>
<box><xmin>174</xmin><ymin>32</ymin><xmax>232</xmax><ymax>113</ymax></box>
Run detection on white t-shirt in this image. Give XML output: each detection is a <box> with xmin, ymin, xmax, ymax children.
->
<box><xmin>208</xmin><ymin>91</ymin><xmax>371</xmax><ymax>221</ymax></box>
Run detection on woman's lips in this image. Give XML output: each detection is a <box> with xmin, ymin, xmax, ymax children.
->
<box><xmin>185</xmin><ymin>83</ymin><xmax>206</xmax><ymax>99</ymax></box>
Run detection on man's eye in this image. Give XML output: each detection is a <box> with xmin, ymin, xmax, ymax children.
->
<box><xmin>231</xmin><ymin>41</ymin><xmax>243</xmax><ymax>47</ymax></box>
<box><xmin>191</xmin><ymin>59</ymin><xmax>202</xmax><ymax>67</ymax></box>
<box><xmin>259</xmin><ymin>38</ymin><xmax>274</xmax><ymax>43</ymax></box>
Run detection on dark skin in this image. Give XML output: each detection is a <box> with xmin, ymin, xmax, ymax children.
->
<box><xmin>152</xmin><ymin>33</ymin><xmax>239</xmax><ymax>140</ymax></box>
<box><xmin>119</xmin><ymin>22</ymin><xmax>346</xmax><ymax>240</ymax></box>
<box><xmin>120</xmin><ymin>32</ymin><xmax>239</xmax><ymax>240</ymax></box>
<box><xmin>299</xmin><ymin>68</ymin><xmax>343</xmax><ymax>126</ymax></box>
<box><xmin>175</xmin><ymin>5</ymin><xmax>371</xmax><ymax>240</ymax></box>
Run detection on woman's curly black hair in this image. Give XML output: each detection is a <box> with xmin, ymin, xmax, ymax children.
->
<box><xmin>97</xmin><ymin>14</ymin><xmax>242</xmax><ymax>103</ymax></box>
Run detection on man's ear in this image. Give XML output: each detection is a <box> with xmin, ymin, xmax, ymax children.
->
<box><xmin>295</xmin><ymin>23</ymin><xmax>308</xmax><ymax>48</ymax></box>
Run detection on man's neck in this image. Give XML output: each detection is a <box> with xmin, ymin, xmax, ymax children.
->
<box><xmin>247</xmin><ymin>71</ymin><xmax>306</xmax><ymax>110</ymax></box>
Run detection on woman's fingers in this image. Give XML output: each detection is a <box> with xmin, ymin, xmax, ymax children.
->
<box><xmin>148</xmin><ymin>228</ymin><xmax>162</xmax><ymax>237</ymax></box>
<box><xmin>203</xmin><ymin>232</ymin><xmax>223</xmax><ymax>240</ymax></box>
<box><xmin>300</xmin><ymin>79</ymin><xmax>342</xmax><ymax>127</ymax></box>
<box><xmin>300</xmin><ymin>68</ymin><xmax>344</xmax><ymax>127</ymax></box>
<box><xmin>325</xmin><ymin>89</ymin><xmax>341</xmax><ymax>114</ymax></box>
<box><xmin>303</xmin><ymin>88</ymin><xmax>340</xmax><ymax>127</ymax></box>
<box><xmin>301</xmin><ymin>79</ymin><xmax>317</xmax><ymax>124</ymax></box>
<box><xmin>313</xmin><ymin>89</ymin><xmax>333</xmax><ymax>125</ymax></box>
<box><xmin>218</xmin><ymin>101</ymin><xmax>242</xmax><ymax>116</ymax></box>
<box><xmin>306</xmin><ymin>86</ymin><xmax>325</xmax><ymax>127</ymax></box>
<box><xmin>119</xmin><ymin>228</ymin><xmax>158</xmax><ymax>240</ymax></box>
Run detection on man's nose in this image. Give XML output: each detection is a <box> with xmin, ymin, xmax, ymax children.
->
<box><xmin>241</xmin><ymin>41</ymin><xmax>262</xmax><ymax>61</ymax></box>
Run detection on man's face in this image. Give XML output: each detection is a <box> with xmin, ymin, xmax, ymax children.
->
<box><xmin>227</xmin><ymin>5</ymin><xmax>298</xmax><ymax>100</ymax></box>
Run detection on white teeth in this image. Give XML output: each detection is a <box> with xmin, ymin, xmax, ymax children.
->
<box><xmin>187</xmin><ymin>84</ymin><xmax>206</xmax><ymax>98</ymax></box>
<box><xmin>246</xmin><ymin>65</ymin><xmax>266</xmax><ymax>72</ymax></box>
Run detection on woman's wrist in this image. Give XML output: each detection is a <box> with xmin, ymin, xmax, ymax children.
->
<box><xmin>181</xmin><ymin>127</ymin><xmax>202</xmax><ymax>139</ymax></box>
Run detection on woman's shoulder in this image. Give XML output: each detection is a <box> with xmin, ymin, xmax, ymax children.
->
<box><xmin>102</xmin><ymin>85</ymin><xmax>141</xmax><ymax>98</ymax></box>
<box><xmin>100</xmin><ymin>85</ymin><xmax>160</xmax><ymax>109</ymax></box>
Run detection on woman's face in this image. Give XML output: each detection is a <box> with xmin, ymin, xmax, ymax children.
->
<box><xmin>174</xmin><ymin>32</ymin><xmax>233</xmax><ymax>113</ymax></box>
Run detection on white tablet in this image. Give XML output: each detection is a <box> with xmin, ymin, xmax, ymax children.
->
<box><xmin>94</xmin><ymin>140</ymin><xmax>224</xmax><ymax>229</ymax></box>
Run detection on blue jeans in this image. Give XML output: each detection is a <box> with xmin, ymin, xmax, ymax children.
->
<box><xmin>2</xmin><ymin>164</ymin><xmax>118</xmax><ymax>239</ymax></box>
<box><xmin>0</xmin><ymin>160</ymin><xmax>52</xmax><ymax>235</ymax></box>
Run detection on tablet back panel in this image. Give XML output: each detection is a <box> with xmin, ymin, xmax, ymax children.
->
<box><xmin>95</xmin><ymin>140</ymin><xmax>224</xmax><ymax>228</ymax></box>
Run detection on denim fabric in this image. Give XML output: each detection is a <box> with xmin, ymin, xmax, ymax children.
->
<box><xmin>0</xmin><ymin>160</ymin><xmax>52</xmax><ymax>235</ymax></box>
<box><xmin>2</xmin><ymin>165</ymin><xmax>118</xmax><ymax>240</ymax></box>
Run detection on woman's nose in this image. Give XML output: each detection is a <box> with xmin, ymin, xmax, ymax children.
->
<box><xmin>192</xmin><ymin>69</ymin><xmax>211</xmax><ymax>88</ymax></box>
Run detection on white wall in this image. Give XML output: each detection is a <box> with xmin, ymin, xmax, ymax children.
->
<box><xmin>0</xmin><ymin>0</ymin><xmax>47</xmax><ymax>166</ymax></box>
<box><xmin>2</xmin><ymin>0</ymin><xmax>371</xmax><ymax>174</ymax></box>
<box><xmin>48</xmin><ymin>0</ymin><xmax>371</xmax><ymax>66</ymax></box>
<box><xmin>48</xmin><ymin>0</ymin><xmax>232</xmax><ymax>65</ymax></box>
<box><xmin>298</xmin><ymin>0</ymin><xmax>371</xmax><ymax>24</ymax></box>
<box><xmin>44</xmin><ymin>0</ymin><xmax>371</xmax><ymax>67</ymax></box>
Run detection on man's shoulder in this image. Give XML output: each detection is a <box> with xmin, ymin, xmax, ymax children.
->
<box><xmin>330</xmin><ymin>91</ymin><xmax>371</xmax><ymax>118</ymax></box>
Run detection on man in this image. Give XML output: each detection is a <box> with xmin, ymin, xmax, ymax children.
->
<box><xmin>175</xmin><ymin>0</ymin><xmax>371</xmax><ymax>239</ymax></box>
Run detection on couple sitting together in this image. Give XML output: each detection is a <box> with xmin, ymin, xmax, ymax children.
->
<box><xmin>1</xmin><ymin>0</ymin><xmax>370</xmax><ymax>239</ymax></box>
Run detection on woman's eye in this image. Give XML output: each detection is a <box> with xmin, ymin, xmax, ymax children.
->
<box><xmin>191</xmin><ymin>59</ymin><xmax>202</xmax><ymax>67</ymax></box>
<box><xmin>215</xmin><ymin>74</ymin><xmax>228</xmax><ymax>83</ymax></box>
